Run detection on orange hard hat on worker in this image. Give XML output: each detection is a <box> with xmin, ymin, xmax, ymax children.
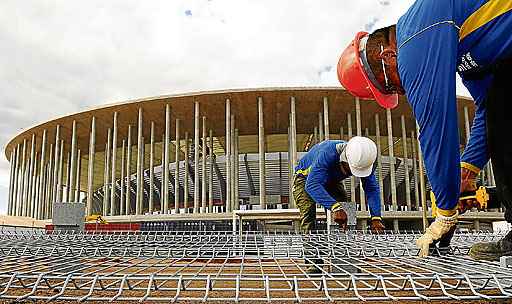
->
<box><xmin>337</xmin><ymin>31</ymin><xmax>398</xmax><ymax>109</ymax></box>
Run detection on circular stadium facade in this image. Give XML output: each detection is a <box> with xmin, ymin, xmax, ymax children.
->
<box><xmin>3</xmin><ymin>87</ymin><xmax>499</xmax><ymax>230</ymax></box>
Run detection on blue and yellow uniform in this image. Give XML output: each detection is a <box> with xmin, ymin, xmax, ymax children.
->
<box><xmin>396</xmin><ymin>0</ymin><xmax>512</xmax><ymax>215</ymax></box>
<box><xmin>294</xmin><ymin>140</ymin><xmax>381</xmax><ymax>218</ymax></box>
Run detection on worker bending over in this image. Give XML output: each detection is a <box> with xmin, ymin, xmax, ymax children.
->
<box><xmin>293</xmin><ymin>137</ymin><xmax>385</xmax><ymax>233</ymax></box>
<box><xmin>337</xmin><ymin>0</ymin><xmax>512</xmax><ymax>259</ymax></box>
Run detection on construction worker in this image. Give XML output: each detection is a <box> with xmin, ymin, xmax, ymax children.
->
<box><xmin>337</xmin><ymin>1</ymin><xmax>512</xmax><ymax>259</ymax></box>
<box><xmin>293</xmin><ymin>137</ymin><xmax>385</xmax><ymax>234</ymax></box>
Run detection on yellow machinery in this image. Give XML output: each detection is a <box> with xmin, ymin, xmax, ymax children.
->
<box><xmin>85</xmin><ymin>214</ymin><xmax>107</xmax><ymax>224</ymax></box>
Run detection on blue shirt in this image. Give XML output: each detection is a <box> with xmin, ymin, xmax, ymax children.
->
<box><xmin>294</xmin><ymin>140</ymin><xmax>381</xmax><ymax>217</ymax></box>
<box><xmin>396</xmin><ymin>0</ymin><xmax>512</xmax><ymax>211</ymax></box>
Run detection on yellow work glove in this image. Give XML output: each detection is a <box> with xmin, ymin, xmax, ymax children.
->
<box><xmin>416</xmin><ymin>211</ymin><xmax>458</xmax><ymax>257</ymax></box>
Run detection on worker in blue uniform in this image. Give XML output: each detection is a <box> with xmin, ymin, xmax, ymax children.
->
<box><xmin>337</xmin><ymin>0</ymin><xmax>512</xmax><ymax>259</ymax></box>
<box><xmin>293</xmin><ymin>137</ymin><xmax>385</xmax><ymax>233</ymax></box>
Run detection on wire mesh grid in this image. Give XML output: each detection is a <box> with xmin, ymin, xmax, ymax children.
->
<box><xmin>0</xmin><ymin>230</ymin><xmax>511</xmax><ymax>302</ymax></box>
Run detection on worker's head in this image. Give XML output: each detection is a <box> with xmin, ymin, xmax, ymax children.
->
<box><xmin>339</xmin><ymin>136</ymin><xmax>377</xmax><ymax>177</ymax></box>
<box><xmin>337</xmin><ymin>25</ymin><xmax>404</xmax><ymax>109</ymax></box>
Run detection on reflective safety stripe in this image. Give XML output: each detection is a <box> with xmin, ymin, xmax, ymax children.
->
<box><xmin>459</xmin><ymin>0</ymin><xmax>512</xmax><ymax>41</ymax></box>
<box><xmin>295</xmin><ymin>166</ymin><xmax>311</xmax><ymax>176</ymax></box>
<box><xmin>461</xmin><ymin>161</ymin><xmax>481</xmax><ymax>174</ymax></box>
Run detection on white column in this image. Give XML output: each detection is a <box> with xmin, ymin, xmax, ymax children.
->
<box><xmin>75</xmin><ymin>150</ymin><xmax>81</xmax><ymax>203</ymax></box>
<box><xmin>149</xmin><ymin>121</ymin><xmax>155</xmax><ymax>214</ymax></box>
<box><xmin>174</xmin><ymin>119</ymin><xmax>181</xmax><ymax>213</ymax></box>
<box><xmin>103</xmin><ymin>128</ymin><xmax>111</xmax><ymax>215</ymax></box>
<box><xmin>120</xmin><ymin>139</ymin><xmax>126</xmax><ymax>215</ymax></box>
<box><xmin>52</xmin><ymin>125</ymin><xmax>61</xmax><ymax>204</ymax></box>
<box><xmin>69</xmin><ymin>120</ymin><xmax>77</xmax><ymax>202</ymax></box>
<box><xmin>225</xmin><ymin>99</ymin><xmax>231</xmax><ymax>212</ymax></box>
<box><xmin>37</xmin><ymin>130</ymin><xmax>47</xmax><ymax>219</ymax></box>
<box><xmin>375</xmin><ymin>114</ymin><xmax>385</xmax><ymax>209</ymax></box>
<box><xmin>208</xmin><ymin>129</ymin><xmax>214</xmax><ymax>213</ymax></box>
<box><xmin>125</xmin><ymin>125</ymin><xmax>132</xmax><ymax>215</ymax></box>
<box><xmin>401</xmin><ymin>115</ymin><xmax>411</xmax><ymax>210</ymax></box>
<box><xmin>184</xmin><ymin>132</ymin><xmax>190</xmax><ymax>212</ymax></box>
<box><xmin>201</xmin><ymin>116</ymin><xmax>207</xmax><ymax>213</ymax></box>
<box><xmin>136</xmin><ymin>108</ymin><xmax>143</xmax><ymax>215</ymax></box>
<box><xmin>323</xmin><ymin>97</ymin><xmax>330</xmax><ymax>140</ymax></box>
<box><xmin>194</xmin><ymin>101</ymin><xmax>200</xmax><ymax>213</ymax></box>
<box><xmin>163</xmin><ymin>105</ymin><xmax>170</xmax><ymax>214</ymax></box>
<box><xmin>258</xmin><ymin>97</ymin><xmax>266</xmax><ymax>210</ymax></box>
<box><xmin>110</xmin><ymin>112</ymin><xmax>118</xmax><ymax>215</ymax></box>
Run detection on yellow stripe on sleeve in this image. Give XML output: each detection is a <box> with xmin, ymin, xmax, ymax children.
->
<box><xmin>459</xmin><ymin>0</ymin><xmax>512</xmax><ymax>41</ymax></box>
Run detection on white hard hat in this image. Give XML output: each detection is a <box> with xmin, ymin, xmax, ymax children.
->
<box><xmin>343</xmin><ymin>136</ymin><xmax>377</xmax><ymax>177</ymax></box>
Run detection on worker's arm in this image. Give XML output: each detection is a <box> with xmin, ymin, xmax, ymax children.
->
<box><xmin>304</xmin><ymin>150</ymin><xmax>337</xmax><ymax>210</ymax></box>
<box><xmin>397</xmin><ymin>21</ymin><xmax>460</xmax><ymax>215</ymax></box>
<box><xmin>361</xmin><ymin>171</ymin><xmax>382</xmax><ymax>219</ymax></box>
<box><xmin>460</xmin><ymin>84</ymin><xmax>490</xmax><ymax>173</ymax></box>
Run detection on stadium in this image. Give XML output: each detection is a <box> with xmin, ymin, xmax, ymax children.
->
<box><xmin>3</xmin><ymin>87</ymin><xmax>500</xmax><ymax>231</ymax></box>
<box><xmin>2</xmin><ymin>87</ymin><xmax>512</xmax><ymax>303</ymax></box>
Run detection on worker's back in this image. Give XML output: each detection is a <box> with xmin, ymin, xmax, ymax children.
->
<box><xmin>295</xmin><ymin>140</ymin><xmax>345</xmax><ymax>180</ymax></box>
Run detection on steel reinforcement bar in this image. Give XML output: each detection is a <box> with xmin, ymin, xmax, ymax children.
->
<box><xmin>0</xmin><ymin>230</ymin><xmax>511</xmax><ymax>302</ymax></box>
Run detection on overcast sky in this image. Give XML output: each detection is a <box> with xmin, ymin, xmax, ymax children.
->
<box><xmin>0</xmin><ymin>1</ymin><xmax>471</xmax><ymax>214</ymax></box>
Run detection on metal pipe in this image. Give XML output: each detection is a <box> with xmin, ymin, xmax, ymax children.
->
<box><xmin>194</xmin><ymin>101</ymin><xmax>200</xmax><ymax>214</ymax></box>
<box><xmin>208</xmin><ymin>129</ymin><xmax>214</xmax><ymax>213</ymax></box>
<box><xmin>136</xmin><ymin>108</ymin><xmax>143</xmax><ymax>215</ymax></box>
<box><xmin>149</xmin><ymin>122</ymin><xmax>155</xmax><ymax>214</ymax></box>
<box><xmin>174</xmin><ymin>119</ymin><xmax>181</xmax><ymax>214</ymax></box>
<box><xmin>125</xmin><ymin>125</ymin><xmax>132</xmax><ymax>215</ymax></box>
<box><xmin>375</xmin><ymin>114</ymin><xmax>385</xmax><ymax>210</ymax></box>
<box><xmin>163</xmin><ymin>105</ymin><xmax>170</xmax><ymax>214</ymax></box>
<box><xmin>86</xmin><ymin>117</ymin><xmax>96</xmax><ymax>216</ymax></box>
<box><xmin>401</xmin><ymin>115</ymin><xmax>412</xmax><ymax>211</ymax></box>
<box><xmin>225</xmin><ymin>99</ymin><xmax>231</xmax><ymax>213</ymax></box>
<box><xmin>258</xmin><ymin>97</ymin><xmax>266</xmax><ymax>210</ymax></box>
<box><xmin>202</xmin><ymin>116</ymin><xmax>207</xmax><ymax>213</ymax></box>
<box><xmin>110</xmin><ymin>112</ymin><xmax>118</xmax><ymax>215</ymax></box>
<box><xmin>69</xmin><ymin>121</ymin><xmax>77</xmax><ymax>202</ymax></box>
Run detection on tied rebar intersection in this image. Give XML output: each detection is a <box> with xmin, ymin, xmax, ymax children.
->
<box><xmin>0</xmin><ymin>230</ymin><xmax>511</xmax><ymax>302</ymax></box>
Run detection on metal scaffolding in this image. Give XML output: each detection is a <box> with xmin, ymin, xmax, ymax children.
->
<box><xmin>0</xmin><ymin>230</ymin><xmax>511</xmax><ymax>302</ymax></box>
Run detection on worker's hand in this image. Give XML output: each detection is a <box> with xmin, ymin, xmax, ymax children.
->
<box><xmin>416</xmin><ymin>212</ymin><xmax>458</xmax><ymax>257</ymax></box>
<box><xmin>459</xmin><ymin>166</ymin><xmax>479</xmax><ymax>214</ymax></box>
<box><xmin>331</xmin><ymin>203</ymin><xmax>348</xmax><ymax>231</ymax></box>
<box><xmin>370</xmin><ymin>218</ymin><xmax>385</xmax><ymax>234</ymax></box>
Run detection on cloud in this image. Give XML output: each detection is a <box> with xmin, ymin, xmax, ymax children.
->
<box><xmin>0</xmin><ymin>0</ymin><xmax>470</xmax><ymax>213</ymax></box>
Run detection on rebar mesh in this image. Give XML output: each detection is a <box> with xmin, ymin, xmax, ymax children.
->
<box><xmin>0</xmin><ymin>230</ymin><xmax>511</xmax><ymax>302</ymax></box>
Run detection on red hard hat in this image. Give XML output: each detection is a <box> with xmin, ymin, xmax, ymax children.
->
<box><xmin>337</xmin><ymin>31</ymin><xmax>398</xmax><ymax>109</ymax></box>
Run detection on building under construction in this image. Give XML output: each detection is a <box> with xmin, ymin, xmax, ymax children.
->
<box><xmin>3</xmin><ymin>87</ymin><xmax>502</xmax><ymax>231</ymax></box>
<box><xmin>2</xmin><ymin>87</ymin><xmax>512</xmax><ymax>303</ymax></box>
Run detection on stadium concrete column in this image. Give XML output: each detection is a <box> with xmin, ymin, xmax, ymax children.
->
<box><xmin>339</xmin><ymin>126</ymin><xmax>344</xmax><ymax>140</ymax></box>
<box><xmin>314</xmin><ymin>127</ymin><xmax>318</xmax><ymax>144</ymax></box>
<box><xmin>103</xmin><ymin>128</ymin><xmax>111</xmax><ymax>215</ymax></box>
<box><xmin>125</xmin><ymin>126</ymin><xmax>132</xmax><ymax>215</ymax></box>
<box><xmin>27</xmin><ymin>134</ymin><xmax>36</xmax><ymax>216</ymax></box>
<box><xmin>230</xmin><ymin>115</ymin><xmax>235</xmax><ymax>211</ymax></box>
<box><xmin>318</xmin><ymin>112</ymin><xmax>324</xmax><ymax>141</ymax></box>
<box><xmin>184</xmin><ymin>132</ymin><xmax>190</xmax><ymax>212</ymax></box>
<box><xmin>208</xmin><ymin>129</ymin><xmax>214</xmax><ymax>213</ymax></box>
<box><xmin>36</xmin><ymin>130</ymin><xmax>47</xmax><ymax>219</ymax></box>
<box><xmin>410</xmin><ymin>130</ymin><xmax>420</xmax><ymax>210</ymax></box>
<box><xmin>323</xmin><ymin>97</ymin><xmax>330</xmax><ymax>140</ymax></box>
<box><xmin>234</xmin><ymin>127</ymin><xmax>240</xmax><ymax>210</ymax></box>
<box><xmin>69</xmin><ymin>120</ymin><xmax>77</xmax><ymax>203</ymax></box>
<box><xmin>258</xmin><ymin>97</ymin><xmax>266</xmax><ymax>210</ymax></box>
<box><xmin>110</xmin><ymin>112</ymin><xmax>118</xmax><ymax>215</ymax></box>
<box><xmin>120</xmin><ymin>139</ymin><xmax>125</xmax><ymax>215</ymax></box>
<box><xmin>149</xmin><ymin>121</ymin><xmax>155</xmax><ymax>214</ymax></box>
<box><xmin>347</xmin><ymin>113</ymin><xmax>356</xmax><ymax>203</ymax></box>
<box><xmin>194</xmin><ymin>101</ymin><xmax>200</xmax><ymax>214</ymax></box>
<box><xmin>202</xmin><ymin>116</ymin><xmax>207</xmax><ymax>213</ymax></box>
<box><xmin>225</xmin><ymin>99</ymin><xmax>231</xmax><ymax>213</ymax></box>
<box><xmin>174</xmin><ymin>119</ymin><xmax>181</xmax><ymax>213</ymax></box>
<box><xmin>65</xmin><ymin>152</ymin><xmax>71</xmax><ymax>203</ymax></box>
<box><xmin>290</xmin><ymin>97</ymin><xmax>298</xmax><ymax>196</ymax></box>
<box><xmin>163</xmin><ymin>104</ymin><xmax>170</xmax><ymax>214</ymax></box>
<box><xmin>75</xmin><ymin>150</ymin><xmax>81</xmax><ymax>203</ymax></box>
<box><xmin>86</xmin><ymin>117</ymin><xmax>96</xmax><ymax>216</ymax></box>
<box><xmin>52</xmin><ymin>125</ymin><xmax>61</xmax><ymax>204</ymax></box>
<box><xmin>57</xmin><ymin>140</ymin><xmax>64</xmax><ymax>204</ymax></box>
<box><xmin>161</xmin><ymin>134</ymin><xmax>165</xmax><ymax>212</ymax></box>
<box><xmin>401</xmin><ymin>115</ymin><xmax>412</xmax><ymax>211</ymax></box>
<box><xmin>386</xmin><ymin>109</ymin><xmax>398</xmax><ymax>231</ymax></box>
<box><xmin>136</xmin><ymin>108</ymin><xmax>143</xmax><ymax>215</ymax></box>
<box><xmin>45</xmin><ymin>144</ymin><xmax>53</xmax><ymax>218</ymax></box>
<box><xmin>416</xmin><ymin>124</ymin><xmax>428</xmax><ymax>230</ymax></box>
<box><xmin>7</xmin><ymin>149</ymin><xmax>15</xmax><ymax>216</ymax></box>
<box><xmin>355</xmin><ymin>98</ymin><xmax>367</xmax><ymax>215</ymax></box>
<box><xmin>12</xmin><ymin>144</ymin><xmax>20</xmax><ymax>216</ymax></box>
<box><xmin>374</xmin><ymin>114</ymin><xmax>385</xmax><ymax>209</ymax></box>
<box><xmin>20</xmin><ymin>139</ymin><xmax>28</xmax><ymax>215</ymax></box>
<box><xmin>288</xmin><ymin>125</ymin><xmax>294</xmax><ymax>208</ymax></box>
